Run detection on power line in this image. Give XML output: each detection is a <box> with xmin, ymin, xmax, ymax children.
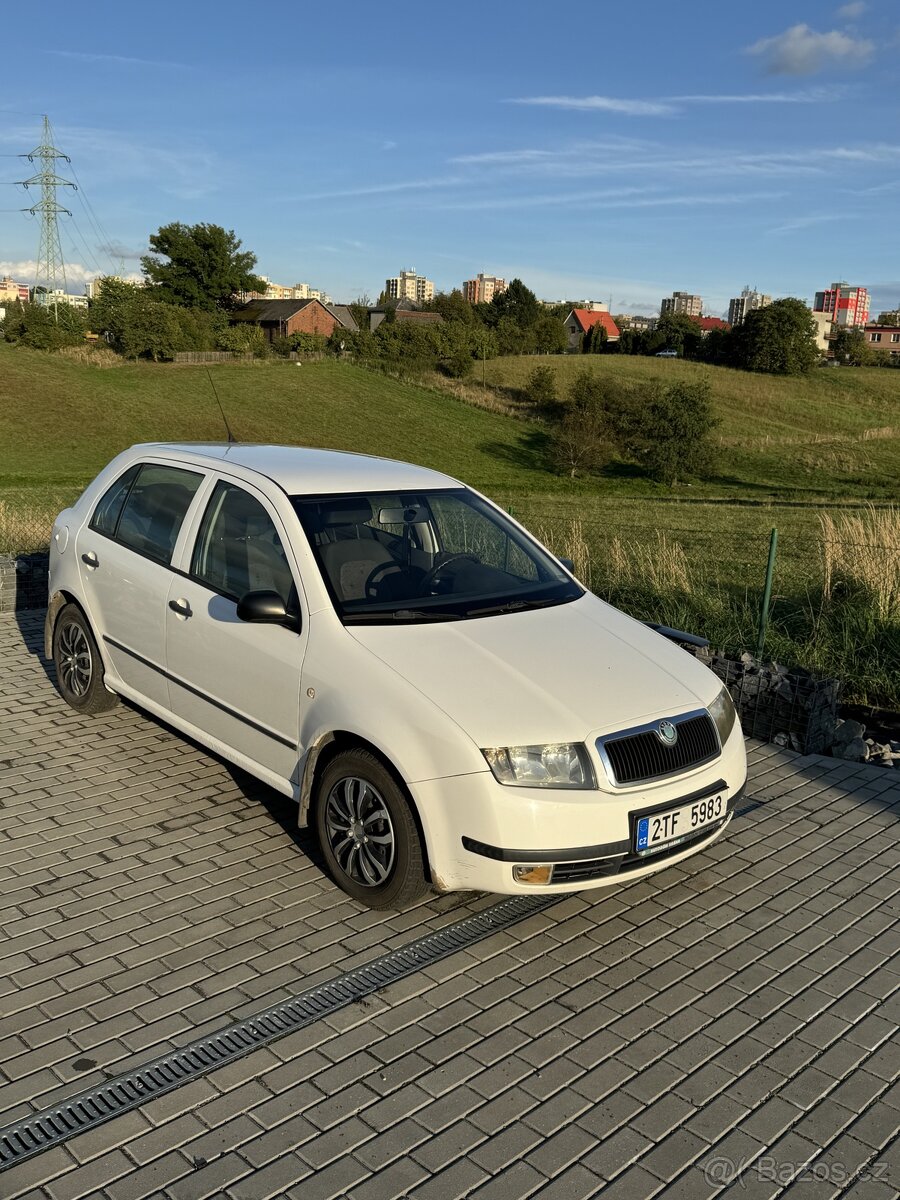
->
<box><xmin>18</xmin><ymin>115</ymin><xmax>75</xmax><ymax>312</ymax></box>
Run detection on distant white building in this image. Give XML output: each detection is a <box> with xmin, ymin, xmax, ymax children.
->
<box><xmin>384</xmin><ymin>270</ymin><xmax>434</xmax><ymax>304</ymax></box>
<box><xmin>237</xmin><ymin>276</ymin><xmax>332</xmax><ymax>304</ymax></box>
<box><xmin>661</xmin><ymin>290</ymin><xmax>702</xmax><ymax>318</ymax></box>
<box><xmin>728</xmin><ymin>287</ymin><xmax>772</xmax><ymax>326</ymax></box>
<box><xmin>34</xmin><ymin>289</ymin><xmax>88</xmax><ymax>311</ymax></box>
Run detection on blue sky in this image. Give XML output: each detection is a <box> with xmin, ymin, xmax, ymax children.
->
<box><xmin>1</xmin><ymin>0</ymin><xmax>897</xmax><ymax>316</ymax></box>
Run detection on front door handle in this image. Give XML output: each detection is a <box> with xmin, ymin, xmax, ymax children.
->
<box><xmin>168</xmin><ymin>598</ymin><xmax>192</xmax><ymax>618</ymax></box>
<box><xmin>81</xmin><ymin>551</ymin><xmax>99</xmax><ymax>570</ymax></box>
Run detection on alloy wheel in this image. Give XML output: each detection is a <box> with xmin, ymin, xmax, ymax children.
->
<box><xmin>323</xmin><ymin>776</ymin><xmax>396</xmax><ymax>887</ymax></box>
<box><xmin>58</xmin><ymin>622</ymin><xmax>93</xmax><ymax>698</ymax></box>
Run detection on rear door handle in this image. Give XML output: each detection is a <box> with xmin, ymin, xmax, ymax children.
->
<box><xmin>81</xmin><ymin>551</ymin><xmax>99</xmax><ymax>570</ymax></box>
<box><xmin>168</xmin><ymin>598</ymin><xmax>192</xmax><ymax>618</ymax></box>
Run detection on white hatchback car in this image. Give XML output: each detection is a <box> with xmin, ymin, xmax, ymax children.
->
<box><xmin>48</xmin><ymin>444</ymin><xmax>747</xmax><ymax>908</ymax></box>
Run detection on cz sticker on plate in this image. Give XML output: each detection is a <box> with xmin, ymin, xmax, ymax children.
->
<box><xmin>635</xmin><ymin>792</ymin><xmax>726</xmax><ymax>855</ymax></box>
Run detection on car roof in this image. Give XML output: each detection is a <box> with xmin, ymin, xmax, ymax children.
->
<box><xmin>135</xmin><ymin>443</ymin><xmax>463</xmax><ymax>495</ymax></box>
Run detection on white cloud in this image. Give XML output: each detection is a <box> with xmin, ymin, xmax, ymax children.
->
<box><xmin>508</xmin><ymin>95</ymin><xmax>675</xmax><ymax>117</ymax></box>
<box><xmin>670</xmin><ymin>90</ymin><xmax>829</xmax><ymax>104</ymax></box>
<box><xmin>746</xmin><ymin>24</ymin><xmax>874</xmax><ymax>75</ymax></box>
<box><xmin>0</xmin><ymin>259</ymin><xmax>95</xmax><ymax>285</ymax></box>
<box><xmin>837</xmin><ymin>2</ymin><xmax>866</xmax><ymax>18</ymax></box>
<box><xmin>298</xmin><ymin>176</ymin><xmax>462</xmax><ymax>201</ymax></box>
<box><xmin>46</xmin><ymin>49</ymin><xmax>186</xmax><ymax>69</ymax></box>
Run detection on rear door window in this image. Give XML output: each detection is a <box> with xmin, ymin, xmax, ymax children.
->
<box><xmin>115</xmin><ymin>464</ymin><xmax>204</xmax><ymax>565</ymax></box>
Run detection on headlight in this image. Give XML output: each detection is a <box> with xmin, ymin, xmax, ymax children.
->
<box><xmin>482</xmin><ymin>743</ymin><xmax>595</xmax><ymax>789</ymax></box>
<box><xmin>708</xmin><ymin>685</ymin><xmax>737</xmax><ymax>745</ymax></box>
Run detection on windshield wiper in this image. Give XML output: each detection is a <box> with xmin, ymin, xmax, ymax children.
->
<box><xmin>466</xmin><ymin>596</ymin><xmax>570</xmax><ymax>618</ymax></box>
<box><xmin>345</xmin><ymin>608</ymin><xmax>464</xmax><ymax>623</ymax></box>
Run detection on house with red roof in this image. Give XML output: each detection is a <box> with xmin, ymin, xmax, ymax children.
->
<box><xmin>564</xmin><ymin>307</ymin><xmax>620</xmax><ymax>352</ymax></box>
<box><xmin>690</xmin><ymin>316</ymin><xmax>730</xmax><ymax>335</ymax></box>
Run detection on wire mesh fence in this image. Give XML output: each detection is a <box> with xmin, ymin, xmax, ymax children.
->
<box><xmin>2</xmin><ymin>490</ymin><xmax>897</xmax><ymax>705</ymax></box>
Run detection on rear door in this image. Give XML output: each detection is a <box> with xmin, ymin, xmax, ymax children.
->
<box><xmin>164</xmin><ymin>477</ymin><xmax>307</xmax><ymax>787</ymax></box>
<box><xmin>76</xmin><ymin>461</ymin><xmax>206</xmax><ymax>709</ymax></box>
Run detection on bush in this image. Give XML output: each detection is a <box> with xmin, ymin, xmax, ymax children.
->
<box><xmin>524</xmin><ymin>364</ymin><xmax>557</xmax><ymax>407</ymax></box>
<box><xmin>623</xmin><ymin>380</ymin><xmax>719</xmax><ymax>485</ymax></box>
<box><xmin>220</xmin><ymin>324</ymin><xmax>269</xmax><ymax>357</ymax></box>
<box><xmin>2</xmin><ymin>300</ymin><xmax>86</xmax><ymax>350</ymax></box>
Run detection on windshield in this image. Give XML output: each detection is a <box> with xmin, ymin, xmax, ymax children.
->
<box><xmin>292</xmin><ymin>488</ymin><xmax>583</xmax><ymax>624</ymax></box>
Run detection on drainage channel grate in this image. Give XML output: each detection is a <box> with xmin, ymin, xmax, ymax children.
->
<box><xmin>0</xmin><ymin>892</ymin><xmax>560</xmax><ymax>1172</ymax></box>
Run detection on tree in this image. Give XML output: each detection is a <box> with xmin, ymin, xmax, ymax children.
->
<box><xmin>219</xmin><ymin>324</ymin><xmax>269</xmax><ymax>357</ymax></box>
<box><xmin>532</xmin><ymin>314</ymin><xmax>567</xmax><ymax>354</ymax></box>
<box><xmin>618</xmin><ymin>380</ymin><xmax>719</xmax><ymax>486</ymax></box>
<box><xmin>875</xmin><ymin>310</ymin><xmax>900</xmax><ymax>326</ymax></box>
<box><xmin>347</xmin><ymin>294</ymin><xmax>371</xmax><ymax>333</ymax></box>
<box><xmin>1</xmin><ymin>299</ymin><xmax>85</xmax><ymax>350</ymax></box>
<box><xmin>831</xmin><ymin>326</ymin><xmax>874</xmax><ymax>366</ymax></box>
<box><xmin>89</xmin><ymin>277</ymin><xmax>224</xmax><ymax>359</ymax></box>
<box><xmin>730</xmin><ymin>298</ymin><xmax>819</xmax><ymax>375</ymax></box>
<box><xmin>490</xmin><ymin>278</ymin><xmax>540</xmax><ymax>330</ymax></box>
<box><xmin>549</xmin><ymin>370</ymin><xmax>611</xmax><ymax>477</ymax></box>
<box><xmin>524</xmin><ymin>364</ymin><xmax>557</xmax><ymax>408</ymax></box>
<box><xmin>426</xmin><ymin>289</ymin><xmax>475</xmax><ymax>324</ymax></box>
<box><xmin>550</xmin><ymin>407</ymin><xmax>610</xmax><ymax>477</ymax></box>
<box><xmin>582</xmin><ymin>322</ymin><xmax>608</xmax><ymax>354</ymax></box>
<box><xmin>141</xmin><ymin>223</ymin><xmax>266</xmax><ymax>311</ymax></box>
<box><xmin>655</xmin><ymin>312</ymin><xmax>703</xmax><ymax>359</ymax></box>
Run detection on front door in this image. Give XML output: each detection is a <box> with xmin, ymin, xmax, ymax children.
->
<box><xmin>164</xmin><ymin>478</ymin><xmax>307</xmax><ymax>788</ymax></box>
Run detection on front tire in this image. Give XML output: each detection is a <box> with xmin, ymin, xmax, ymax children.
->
<box><xmin>52</xmin><ymin>604</ymin><xmax>119</xmax><ymax>715</ymax></box>
<box><xmin>314</xmin><ymin>748</ymin><xmax>428</xmax><ymax>909</ymax></box>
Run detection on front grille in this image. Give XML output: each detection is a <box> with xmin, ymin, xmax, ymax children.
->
<box><xmin>600</xmin><ymin>712</ymin><xmax>719</xmax><ymax>785</ymax></box>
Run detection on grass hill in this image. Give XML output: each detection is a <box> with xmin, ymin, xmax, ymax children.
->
<box><xmin>483</xmin><ymin>355</ymin><xmax>900</xmax><ymax>503</ymax></box>
<box><xmin>1</xmin><ymin>343</ymin><xmax>897</xmax><ymax>705</ymax></box>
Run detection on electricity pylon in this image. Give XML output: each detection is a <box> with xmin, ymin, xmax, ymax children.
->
<box><xmin>19</xmin><ymin>116</ymin><xmax>76</xmax><ymax>317</ymax></box>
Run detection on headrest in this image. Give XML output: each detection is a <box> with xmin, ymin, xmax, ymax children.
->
<box><xmin>319</xmin><ymin>498</ymin><xmax>374</xmax><ymax>527</ymax></box>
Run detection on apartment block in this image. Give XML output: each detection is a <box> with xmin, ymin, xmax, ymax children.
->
<box><xmin>238</xmin><ymin>277</ymin><xmax>332</xmax><ymax>305</ymax></box>
<box><xmin>660</xmin><ymin>290</ymin><xmax>702</xmax><ymax>318</ymax></box>
<box><xmin>813</xmin><ymin>281</ymin><xmax>870</xmax><ymax>328</ymax></box>
<box><xmin>0</xmin><ymin>276</ymin><xmax>29</xmax><ymax>304</ymax></box>
<box><xmin>728</xmin><ymin>287</ymin><xmax>772</xmax><ymax>326</ymax></box>
<box><xmin>462</xmin><ymin>274</ymin><xmax>507</xmax><ymax>304</ymax></box>
<box><xmin>384</xmin><ymin>269</ymin><xmax>434</xmax><ymax>304</ymax></box>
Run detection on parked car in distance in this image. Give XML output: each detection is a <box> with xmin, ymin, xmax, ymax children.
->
<box><xmin>654</xmin><ymin>349</ymin><xmax>679</xmax><ymax>358</ymax></box>
<box><xmin>48</xmin><ymin>444</ymin><xmax>747</xmax><ymax>908</ymax></box>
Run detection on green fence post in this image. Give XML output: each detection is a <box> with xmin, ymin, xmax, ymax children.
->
<box><xmin>756</xmin><ymin>527</ymin><xmax>778</xmax><ymax>660</ymax></box>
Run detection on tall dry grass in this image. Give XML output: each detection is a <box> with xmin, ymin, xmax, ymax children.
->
<box><xmin>820</xmin><ymin>506</ymin><xmax>900</xmax><ymax>621</ymax></box>
<box><xmin>54</xmin><ymin>345</ymin><xmax>123</xmax><ymax>368</ymax></box>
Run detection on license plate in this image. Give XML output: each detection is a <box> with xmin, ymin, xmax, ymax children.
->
<box><xmin>635</xmin><ymin>793</ymin><xmax>726</xmax><ymax>855</ymax></box>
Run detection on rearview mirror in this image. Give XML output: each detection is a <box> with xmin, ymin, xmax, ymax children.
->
<box><xmin>559</xmin><ymin>557</ymin><xmax>575</xmax><ymax>573</ymax></box>
<box><xmin>236</xmin><ymin>590</ymin><xmax>299</xmax><ymax>630</ymax></box>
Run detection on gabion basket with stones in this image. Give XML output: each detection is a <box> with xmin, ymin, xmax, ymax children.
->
<box><xmin>695</xmin><ymin>649</ymin><xmax>842</xmax><ymax>755</ymax></box>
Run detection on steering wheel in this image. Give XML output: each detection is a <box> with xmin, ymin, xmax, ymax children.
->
<box><xmin>363</xmin><ymin>560</ymin><xmax>403</xmax><ymax>600</ymax></box>
<box><xmin>417</xmin><ymin>553</ymin><xmax>479</xmax><ymax>596</ymax></box>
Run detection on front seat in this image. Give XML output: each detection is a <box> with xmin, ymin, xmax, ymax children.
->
<box><xmin>317</xmin><ymin>499</ymin><xmax>398</xmax><ymax>601</ymax></box>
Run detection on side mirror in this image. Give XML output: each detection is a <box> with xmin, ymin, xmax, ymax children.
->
<box><xmin>559</xmin><ymin>557</ymin><xmax>575</xmax><ymax>573</ymax></box>
<box><xmin>236</xmin><ymin>590</ymin><xmax>299</xmax><ymax>630</ymax></box>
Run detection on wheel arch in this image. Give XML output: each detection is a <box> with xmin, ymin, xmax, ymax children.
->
<box><xmin>45</xmin><ymin>589</ymin><xmax>87</xmax><ymax>659</ymax></box>
<box><xmin>299</xmin><ymin>730</ymin><xmax>433</xmax><ymax>884</ymax></box>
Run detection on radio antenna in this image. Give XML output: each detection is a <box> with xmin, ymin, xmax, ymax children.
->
<box><xmin>206</xmin><ymin>368</ymin><xmax>236</xmax><ymax>444</ymax></box>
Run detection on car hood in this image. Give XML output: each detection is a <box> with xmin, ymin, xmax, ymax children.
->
<box><xmin>348</xmin><ymin>592</ymin><xmax>720</xmax><ymax>748</ymax></box>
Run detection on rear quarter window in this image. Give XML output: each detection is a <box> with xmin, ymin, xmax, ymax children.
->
<box><xmin>89</xmin><ymin>464</ymin><xmax>141</xmax><ymax>536</ymax></box>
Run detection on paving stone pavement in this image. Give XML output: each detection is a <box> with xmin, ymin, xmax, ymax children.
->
<box><xmin>1</xmin><ymin>608</ymin><xmax>898</xmax><ymax>1199</ymax></box>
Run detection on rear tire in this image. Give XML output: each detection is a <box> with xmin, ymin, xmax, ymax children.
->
<box><xmin>52</xmin><ymin>604</ymin><xmax>119</xmax><ymax>715</ymax></box>
<box><xmin>314</xmin><ymin>748</ymin><xmax>429</xmax><ymax>909</ymax></box>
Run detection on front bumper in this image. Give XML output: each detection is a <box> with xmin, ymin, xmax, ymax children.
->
<box><xmin>411</xmin><ymin>728</ymin><xmax>747</xmax><ymax>894</ymax></box>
